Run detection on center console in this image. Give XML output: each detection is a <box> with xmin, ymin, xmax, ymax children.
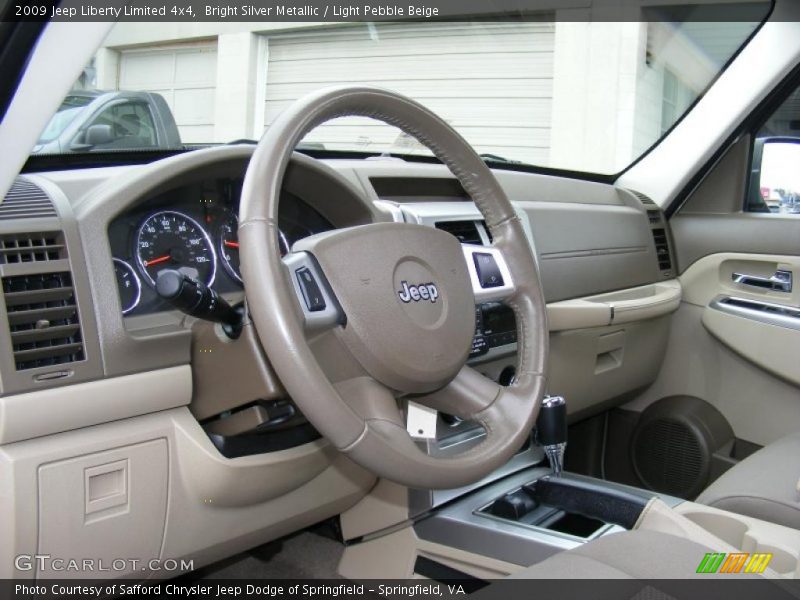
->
<box><xmin>413</xmin><ymin>467</ymin><xmax>668</xmax><ymax>567</ymax></box>
<box><xmin>414</xmin><ymin>384</ymin><xmax>668</xmax><ymax>566</ymax></box>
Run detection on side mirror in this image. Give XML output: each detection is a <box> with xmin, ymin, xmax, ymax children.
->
<box><xmin>85</xmin><ymin>123</ymin><xmax>114</xmax><ymax>146</ymax></box>
<box><xmin>749</xmin><ymin>137</ymin><xmax>800</xmax><ymax>213</ymax></box>
<box><xmin>70</xmin><ymin>123</ymin><xmax>115</xmax><ymax>150</ymax></box>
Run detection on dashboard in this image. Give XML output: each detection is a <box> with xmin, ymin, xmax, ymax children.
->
<box><xmin>107</xmin><ymin>177</ymin><xmax>334</xmax><ymax>315</ymax></box>
<box><xmin>0</xmin><ymin>144</ymin><xmax>675</xmax><ymax>422</ymax></box>
<box><xmin>0</xmin><ymin>143</ymin><xmax>682</xmax><ymax>579</ymax></box>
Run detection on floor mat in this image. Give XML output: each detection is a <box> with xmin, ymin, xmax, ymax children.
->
<box><xmin>197</xmin><ymin>531</ymin><xmax>345</xmax><ymax>579</ymax></box>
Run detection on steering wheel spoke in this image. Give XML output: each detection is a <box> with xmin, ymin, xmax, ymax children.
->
<box><xmin>282</xmin><ymin>250</ymin><xmax>345</xmax><ymax>332</ymax></box>
<box><xmin>461</xmin><ymin>243</ymin><xmax>516</xmax><ymax>303</ymax></box>
<box><xmin>334</xmin><ymin>375</ymin><xmax>404</xmax><ymax>427</ymax></box>
<box><xmin>412</xmin><ymin>365</ymin><xmax>502</xmax><ymax>420</ymax></box>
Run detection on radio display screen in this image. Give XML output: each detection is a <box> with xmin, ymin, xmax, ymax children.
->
<box><xmin>482</xmin><ymin>305</ymin><xmax>515</xmax><ymax>335</ymax></box>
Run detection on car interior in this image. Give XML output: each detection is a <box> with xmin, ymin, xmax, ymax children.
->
<box><xmin>2</xmin><ymin>0</ymin><xmax>800</xmax><ymax>586</ymax></box>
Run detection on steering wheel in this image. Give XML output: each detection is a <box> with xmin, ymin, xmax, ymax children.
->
<box><xmin>239</xmin><ymin>87</ymin><xmax>547</xmax><ymax>489</ymax></box>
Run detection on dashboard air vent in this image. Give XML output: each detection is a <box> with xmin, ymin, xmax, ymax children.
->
<box><xmin>0</xmin><ymin>178</ymin><xmax>57</xmax><ymax>220</ymax></box>
<box><xmin>435</xmin><ymin>220</ymin><xmax>485</xmax><ymax>245</ymax></box>
<box><xmin>651</xmin><ymin>228</ymin><xmax>673</xmax><ymax>272</ymax></box>
<box><xmin>646</xmin><ymin>209</ymin><xmax>663</xmax><ymax>226</ymax></box>
<box><xmin>2</xmin><ymin>272</ymin><xmax>84</xmax><ymax>371</ymax></box>
<box><xmin>629</xmin><ymin>190</ymin><xmax>656</xmax><ymax>206</ymax></box>
<box><xmin>0</xmin><ymin>231</ymin><xmax>66</xmax><ymax>265</ymax></box>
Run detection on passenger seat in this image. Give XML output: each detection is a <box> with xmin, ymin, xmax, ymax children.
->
<box><xmin>697</xmin><ymin>431</ymin><xmax>800</xmax><ymax>530</ymax></box>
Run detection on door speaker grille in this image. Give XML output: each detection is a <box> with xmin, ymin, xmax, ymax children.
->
<box><xmin>633</xmin><ymin>418</ymin><xmax>703</xmax><ymax>497</ymax></box>
<box><xmin>631</xmin><ymin>396</ymin><xmax>734</xmax><ymax>499</ymax></box>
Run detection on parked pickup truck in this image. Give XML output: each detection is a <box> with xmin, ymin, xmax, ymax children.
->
<box><xmin>32</xmin><ymin>90</ymin><xmax>181</xmax><ymax>154</ymax></box>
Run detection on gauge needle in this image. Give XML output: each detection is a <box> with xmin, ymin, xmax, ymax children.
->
<box><xmin>143</xmin><ymin>255</ymin><xmax>171</xmax><ymax>267</ymax></box>
<box><xmin>223</xmin><ymin>240</ymin><xmax>240</xmax><ymax>249</ymax></box>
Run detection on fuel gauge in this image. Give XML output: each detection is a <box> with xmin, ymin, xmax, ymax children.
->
<box><xmin>113</xmin><ymin>258</ymin><xmax>142</xmax><ymax>314</ymax></box>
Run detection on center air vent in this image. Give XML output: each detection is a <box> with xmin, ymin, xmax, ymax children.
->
<box><xmin>646</xmin><ymin>209</ymin><xmax>663</xmax><ymax>226</ymax></box>
<box><xmin>0</xmin><ymin>178</ymin><xmax>57</xmax><ymax>220</ymax></box>
<box><xmin>435</xmin><ymin>220</ymin><xmax>486</xmax><ymax>245</ymax></box>
<box><xmin>0</xmin><ymin>231</ymin><xmax>66</xmax><ymax>265</ymax></box>
<box><xmin>2</xmin><ymin>272</ymin><xmax>85</xmax><ymax>371</ymax></box>
<box><xmin>651</xmin><ymin>228</ymin><xmax>673</xmax><ymax>273</ymax></box>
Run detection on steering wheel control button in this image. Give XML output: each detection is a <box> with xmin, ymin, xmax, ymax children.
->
<box><xmin>295</xmin><ymin>267</ymin><xmax>326</xmax><ymax>312</ymax></box>
<box><xmin>470</xmin><ymin>335</ymin><xmax>488</xmax><ymax>358</ymax></box>
<box><xmin>473</xmin><ymin>252</ymin><xmax>505</xmax><ymax>288</ymax></box>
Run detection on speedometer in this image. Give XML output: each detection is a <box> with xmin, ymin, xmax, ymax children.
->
<box><xmin>135</xmin><ymin>210</ymin><xmax>216</xmax><ymax>287</ymax></box>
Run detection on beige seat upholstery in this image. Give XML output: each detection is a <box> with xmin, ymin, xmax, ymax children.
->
<box><xmin>512</xmin><ymin>529</ymin><xmax>759</xmax><ymax>579</ymax></box>
<box><xmin>697</xmin><ymin>431</ymin><xmax>800</xmax><ymax>530</ymax></box>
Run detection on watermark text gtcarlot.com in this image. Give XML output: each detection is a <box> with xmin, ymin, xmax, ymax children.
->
<box><xmin>14</xmin><ymin>554</ymin><xmax>193</xmax><ymax>573</ymax></box>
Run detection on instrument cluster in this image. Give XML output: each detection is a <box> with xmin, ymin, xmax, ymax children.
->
<box><xmin>108</xmin><ymin>177</ymin><xmax>332</xmax><ymax>316</ymax></box>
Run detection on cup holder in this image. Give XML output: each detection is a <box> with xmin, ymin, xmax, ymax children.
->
<box><xmin>746</xmin><ymin>542</ymin><xmax>798</xmax><ymax>575</ymax></box>
<box><xmin>682</xmin><ymin>511</ymin><xmax>749</xmax><ymax>547</ymax></box>
<box><xmin>683</xmin><ymin>511</ymin><xmax>799</xmax><ymax>575</ymax></box>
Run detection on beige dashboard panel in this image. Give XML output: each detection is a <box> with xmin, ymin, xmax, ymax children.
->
<box><xmin>547</xmin><ymin>280</ymin><xmax>681</xmax><ymax>331</ymax></box>
<box><xmin>172</xmin><ymin>419</ymin><xmax>336</xmax><ymax>508</ymax></box>
<box><xmin>546</xmin><ymin>299</ymin><xmax>611</xmax><ymax>331</ymax></box>
<box><xmin>0</xmin><ymin>407</ymin><xmax>374</xmax><ymax>579</ymax></box>
<box><xmin>549</xmin><ymin>316</ymin><xmax>670</xmax><ymax>420</ymax></box>
<box><xmin>0</xmin><ymin>365</ymin><xmax>191</xmax><ymax>445</ymax></box>
<box><xmin>37</xmin><ymin>439</ymin><xmax>168</xmax><ymax>579</ymax></box>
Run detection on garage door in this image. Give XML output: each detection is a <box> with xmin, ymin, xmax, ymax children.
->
<box><xmin>264</xmin><ymin>22</ymin><xmax>554</xmax><ymax>165</ymax></box>
<box><xmin>119</xmin><ymin>44</ymin><xmax>217</xmax><ymax>143</ymax></box>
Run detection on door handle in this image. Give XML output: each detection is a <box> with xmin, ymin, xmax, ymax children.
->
<box><xmin>732</xmin><ymin>269</ymin><xmax>793</xmax><ymax>292</ymax></box>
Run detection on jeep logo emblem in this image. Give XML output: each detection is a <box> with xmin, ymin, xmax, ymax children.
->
<box><xmin>397</xmin><ymin>280</ymin><xmax>439</xmax><ymax>303</ymax></box>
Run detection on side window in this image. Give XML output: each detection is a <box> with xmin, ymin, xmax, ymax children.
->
<box><xmin>746</xmin><ymin>85</ymin><xmax>800</xmax><ymax>214</ymax></box>
<box><xmin>88</xmin><ymin>102</ymin><xmax>158</xmax><ymax>149</ymax></box>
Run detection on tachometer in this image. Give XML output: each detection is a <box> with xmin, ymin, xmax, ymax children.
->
<box><xmin>218</xmin><ymin>211</ymin><xmax>242</xmax><ymax>283</ymax></box>
<box><xmin>218</xmin><ymin>210</ymin><xmax>290</xmax><ymax>283</ymax></box>
<box><xmin>135</xmin><ymin>210</ymin><xmax>216</xmax><ymax>287</ymax></box>
<box><xmin>113</xmin><ymin>258</ymin><xmax>141</xmax><ymax>314</ymax></box>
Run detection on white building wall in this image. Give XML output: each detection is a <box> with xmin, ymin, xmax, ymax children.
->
<box><xmin>262</xmin><ymin>22</ymin><xmax>556</xmax><ymax>164</ymax></box>
<box><xmin>633</xmin><ymin>60</ymin><xmax>666</xmax><ymax>160</ymax></box>
<box><xmin>549</xmin><ymin>20</ymin><xmax>650</xmax><ymax>173</ymax></box>
<box><xmin>213</xmin><ymin>32</ymin><xmax>267</xmax><ymax>142</ymax></box>
<box><xmin>94</xmin><ymin>19</ymin><xmax>710</xmax><ymax>172</ymax></box>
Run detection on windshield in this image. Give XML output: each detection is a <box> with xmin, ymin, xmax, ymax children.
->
<box><xmin>38</xmin><ymin>8</ymin><xmax>769</xmax><ymax>174</ymax></box>
<box><xmin>37</xmin><ymin>95</ymin><xmax>94</xmax><ymax>144</ymax></box>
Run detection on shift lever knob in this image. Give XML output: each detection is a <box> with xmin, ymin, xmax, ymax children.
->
<box><xmin>537</xmin><ymin>396</ymin><xmax>567</xmax><ymax>476</ymax></box>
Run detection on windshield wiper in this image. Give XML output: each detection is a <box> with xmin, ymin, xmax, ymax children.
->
<box><xmin>479</xmin><ymin>153</ymin><xmax>522</xmax><ymax>165</ymax></box>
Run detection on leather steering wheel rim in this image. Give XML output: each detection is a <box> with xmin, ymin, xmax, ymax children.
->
<box><xmin>239</xmin><ymin>86</ymin><xmax>548</xmax><ymax>489</ymax></box>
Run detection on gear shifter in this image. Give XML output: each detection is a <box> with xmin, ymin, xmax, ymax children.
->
<box><xmin>536</xmin><ymin>395</ymin><xmax>567</xmax><ymax>477</ymax></box>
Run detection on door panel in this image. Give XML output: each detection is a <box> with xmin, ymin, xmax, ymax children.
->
<box><xmin>625</xmin><ymin>138</ymin><xmax>800</xmax><ymax>444</ymax></box>
<box><xmin>629</xmin><ymin>234</ymin><xmax>800</xmax><ymax>446</ymax></box>
<box><xmin>679</xmin><ymin>253</ymin><xmax>800</xmax><ymax>388</ymax></box>
<box><xmin>625</xmin><ymin>299</ymin><xmax>800</xmax><ymax>447</ymax></box>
